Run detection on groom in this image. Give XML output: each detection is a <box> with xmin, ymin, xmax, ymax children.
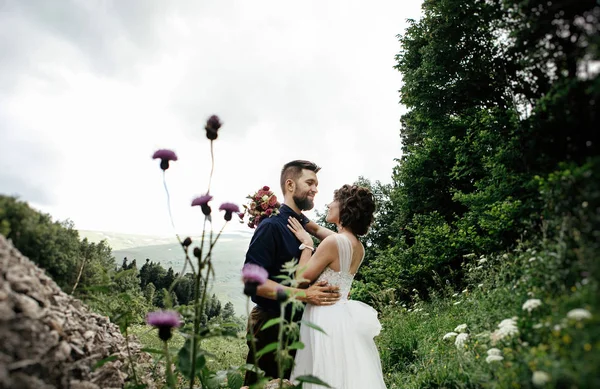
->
<box><xmin>243</xmin><ymin>160</ymin><xmax>340</xmax><ymax>385</ymax></box>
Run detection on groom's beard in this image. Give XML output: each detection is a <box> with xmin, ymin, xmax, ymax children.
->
<box><xmin>293</xmin><ymin>193</ymin><xmax>314</xmax><ymax>211</ymax></box>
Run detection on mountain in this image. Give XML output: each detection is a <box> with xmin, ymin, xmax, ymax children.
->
<box><xmin>79</xmin><ymin>230</ymin><xmax>253</xmax><ymax>317</ymax></box>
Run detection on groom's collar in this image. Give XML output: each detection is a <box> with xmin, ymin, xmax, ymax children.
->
<box><xmin>279</xmin><ymin>204</ymin><xmax>308</xmax><ymax>225</ymax></box>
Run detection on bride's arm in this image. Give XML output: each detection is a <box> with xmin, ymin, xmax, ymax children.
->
<box><xmin>304</xmin><ymin>220</ymin><xmax>335</xmax><ymax>241</ymax></box>
<box><xmin>288</xmin><ymin>217</ymin><xmax>336</xmax><ymax>283</ymax></box>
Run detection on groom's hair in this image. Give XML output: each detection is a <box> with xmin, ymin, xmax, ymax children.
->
<box><xmin>280</xmin><ymin>160</ymin><xmax>321</xmax><ymax>193</ymax></box>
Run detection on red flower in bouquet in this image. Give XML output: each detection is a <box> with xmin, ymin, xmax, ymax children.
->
<box><xmin>240</xmin><ymin>186</ymin><xmax>281</xmax><ymax>228</ymax></box>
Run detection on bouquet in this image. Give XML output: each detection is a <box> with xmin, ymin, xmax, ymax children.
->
<box><xmin>242</xmin><ymin>185</ymin><xmax>281</xmax><ymax>228</ymax></box>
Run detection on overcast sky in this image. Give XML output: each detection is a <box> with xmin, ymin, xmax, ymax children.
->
<box><xmin>0</xmin><ymin>0</ymin><xmax>423</xmax><ymax>236</ymax></box>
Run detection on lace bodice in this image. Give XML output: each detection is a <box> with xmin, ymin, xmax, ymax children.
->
<box><xmin>314</xmin><ymin>234</ymin><xmax>363</xmax><ymax>301</ymax></box>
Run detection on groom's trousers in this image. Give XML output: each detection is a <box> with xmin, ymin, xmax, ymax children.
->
<box><xmin>244</xmin><ymin>306</ymin><xmax>298</xmax><ymax>386</ymax></box>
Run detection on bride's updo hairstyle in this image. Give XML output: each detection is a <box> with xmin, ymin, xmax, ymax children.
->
<box><xmin>334</xmin><ymin>184</ymin><xmax>376</xmax><ymax>236</ymax></box>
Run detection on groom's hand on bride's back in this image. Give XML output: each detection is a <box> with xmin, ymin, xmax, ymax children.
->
<box><xmin>305</xmin><ymin>280</ymin><xmax>341</xmax><ymax>306</ymax></box>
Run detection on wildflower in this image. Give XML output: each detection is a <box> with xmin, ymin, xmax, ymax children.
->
<box><xmin>242</xmin><ymin>263</ymin><xmax>268</xmax><ymax>296</ymax></box>
<box><xmin>522</xmin><ymin>299</ymin><xmax>542</xmax><ymax>313</ymax></box>
<box><xmin>462</xmin><ymin>288</ymin><xmax>468</xmax><ymax>294</ymax></box>
<box><xmin>443</xmin><ymin>332</ymin><xmax>458</xmax><ymax>340</ymax></box>
<box><xmin>453</xmin><ymin>301</ymin><xmax>461</xmax><ymax>305</ymax></box>
<box><xmin>491</xmin><ymin>318</ymin><xmax>519</xmax><ymax>342</ymax></box>
<box><xmin>205</xmin><ymin>115</ymin><xmax>222</xmax><ymax>140</ymax></box>
<box><xmin>452</xmin><ymin>293</ymin><xmax>459</xmax><ymax>297</ymax></box>
<box><xmin>533</xmin><ymin>323</ymin><xmax>543</xmax><ymax>329</ymax></box>
<box><xmin>566</xmin><ymin>308</ymin><xmax>592</xmax><ymax>321</ymax></box>
<box><xmin>454</xmin><ymin>324</ymin><xmax>468</xmax><ymax>333</ymax></box>
<box><xmin>192</xmin><ymin>194</ymin><xmax>213</xmax><ymax>216</ymax></box>
<box><xmin>152</xmin><ymin>149</ymin><xmax>178</xmax><ymax>170</ymax></box>
<box><xmin>485</xmin><ymin>355</ymin><xmax>504</xmax><ymax>363</ymax></box>
<box><xmin>531</xmin><ymin>371</ymin><xmax>550</xmax><ymax>387</ymax></box>
<box><xmin>219</xmin><ymin>202</ymin><xmax>240</xmax><ymax>221</ymax></box>
<box><xmin>487</xmin><ymin>348</ymin><xmax>502</xmax><ymax>356</ymax></box>
<box><xmin>499</xmin><ymin>318</ymin><xmax>518</xmax><ymax>328</ymax></box>
<box><xmin>146</xmin><ymin>310</ymin><xmax>182</xmax><ymax>341</ymax></box>
<box><xmin>478</xmin><ymin>283</ymin><xmax>484</xmax><ymax>288</ymax></box>
<box><xmin>455</xmin><ymin>333</ymin><xmax>469</xmax><ymax>349</ymax></box>
<box><xmin>463</xmin><ymin>253</ymin><xmax>476</xmax><ymax>259</ymax></box>
<box><xmin>478</xmin><ymin>258</ymin><xmax>487</xmax><ymax>264</ymax></box>
<box><xmin>502</xmin><ymin>253</ymin><xmax>509</xmax><ymax>259</ymax></box>
<box><xmin>276</xmin><ymin>286</ymin><xmax>288</xmax><ymax>303</ymax></box>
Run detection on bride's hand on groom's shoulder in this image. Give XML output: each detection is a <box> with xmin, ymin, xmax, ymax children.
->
<box><xmin>305</xmin><ymin>280</ymin><xmax>341</xmax><ymax>306</ymax></box>
<box><xmin>287</xmin><ymin>217</ymin><xmax>312</xmax><ymax>245</ymax></box>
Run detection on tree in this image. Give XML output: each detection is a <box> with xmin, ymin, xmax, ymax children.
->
<box><xmin>144</xmin><ymin>282</ymin><xmax>156</xmax><ymax>305</ymax></box>
<box><xmin>222</xmin><ymin>302</ymin><xmax>235</xmax><ymax>321</ymax></box>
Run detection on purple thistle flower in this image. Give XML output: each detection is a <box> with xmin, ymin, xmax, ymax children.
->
<box><xmin>242</xmin><ymin>263</ymin><xmax>268</xmax><ymax>296</ymax></box>
<box><xmin>152</xmin><ymin>149</ymin><xmax>178</xmax><ymax>171</ymax></box>
<box><xmin>191</xmin><ymin>195</ymin><xmax>213</xmax><ymax>206</ymax></box>
<box><xmin>205</xmin><ymin>115</ymin><xmax>222</xmax><ymax>140</ymax></box>
<box><xmin>192</xmin><ymin>194</ymin><xmax>213</xmax><ymax>216</ymax></box>
<box><xmin>219</xmin><ymin>202</ymin><xmax>240</xmax><ymax>221</ymax></box>
<box><xmin>146</xmin><ymin>310</ymin><xmax>182</xmax><ymax>341</ymax></box>
<box><xmin>276</xmin><ymin>285</ymin><xmax>288</xmax><ymax>303</ymax></box>
<box><xmin>242</xmin><ymin>264</ymin><xmax>268</xmax><ymax>284</ymax></box>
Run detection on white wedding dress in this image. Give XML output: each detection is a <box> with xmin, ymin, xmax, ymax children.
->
<box><xmin>291</xmin><ymin>234</ymin><xmax>387</xmax><ymax>389</ymax></box>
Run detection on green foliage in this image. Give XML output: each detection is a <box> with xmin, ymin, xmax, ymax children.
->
<box><xmin>0</xmin><ymin>195</ymin><xmax>116</xmax><ymax>292</ymax></box>
<box><xmin>378</xmin><ymin>235</ymin><xmax>599</xmax><ymax>388</ymax></box>
<box><xmin>355</xmin><ymin>0</ymin><xmax>600</xmax><ymax>301</ymax></box>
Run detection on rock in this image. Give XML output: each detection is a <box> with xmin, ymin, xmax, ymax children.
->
<box><xmin>0</xmin><ymin>235</ymin><xmax>157</xmax><ymax>389</ymax></box>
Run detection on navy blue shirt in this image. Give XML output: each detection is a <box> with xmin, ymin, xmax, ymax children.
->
<box><xmin>244</xmin><ymin>204</ymin><xmax>309</xmax><ymax>314</ymax></box>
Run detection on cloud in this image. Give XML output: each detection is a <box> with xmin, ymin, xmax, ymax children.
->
<box><xmin>0</xmin><ymin>0</ymin><xmax>422</xmax><ymax>234</ymax></box>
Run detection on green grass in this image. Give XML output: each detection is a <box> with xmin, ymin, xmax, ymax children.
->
<box><xmin>130</xmin><ymin>324</ymin><xmax>248</xmax><ymax>372</ymax></box>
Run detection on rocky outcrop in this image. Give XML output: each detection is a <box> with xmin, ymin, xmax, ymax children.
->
<box><xmin>0</xmin><ymin>235</ymin><xmax>155</xmax><ymax>389</ymax></box>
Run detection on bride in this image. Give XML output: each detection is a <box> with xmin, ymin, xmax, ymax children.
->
<box><xmin>287</xmin><ymin>184</ymin><xmax>386</xmax><ymax>389</ymax></box>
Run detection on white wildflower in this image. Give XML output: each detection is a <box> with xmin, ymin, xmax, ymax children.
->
<box><xmin>566</xmin><ymin>308</ymin><xmax>592</xmax><ymax>321</ymax></box>
<box><xmin>478</xmin><ymin>283</ymin><xmax>484</xmax><ymax>288</ymax></box>
<box><xmin>532</xmin><ymin>371</ymin><xmax>551</xmax><ymax>387</ymax></box>
<box><xmin>475</xmin><ymin>265</ymin><xmax>483</xmax><ymax>270</ymax></box>
<box><xmin>502</xmin><ymin>253</ymin><xmax>509</xmax><ymax>259</ymax></box>
<box><xmin>529</xmin><ymin>257</ymin><xmax>537</xmax><ymax>262</ymax></box>
<box><xmin>499</xmin><ymin>318</ymin><xmax>517</xmax><ymax>328</ymax></box>
<box><xmin>455</xmin><ymin>333</ymin><xmax>469</xmax><ymax>349</ymax></box>
<box><xmin>485</xmin><ymin>355</ymin><xmax>504</xmax><ymax>363</ymax></box>
<box><xmin>462</xmin><ymin>288</ymin><xmax>468</xmax><ymax>294</ymax></box>
<box><xmin>443</xmin><ymin>332</ymin><xmax>458</xmax><ymax>340</ymax></box>
<box><xmin>532</xmin><ymin>323</ymin><xmax>543</xmax><ymax>329</ymax></box>
<box><xmin>553</xmin><ymin>324</ymin><xmax>561</xmax><ymax>332</ymax></box>
<box><xmin>452</xmin><ymin>293</ymin><xmax>459</xmax><ymax>297</ymax></box>
<box><xmin>582</xmin><ymin>201</ymin><xmax>589</xmax><ymax>208</ymax></box>
<box><xmin>487</xmin><ymin>348</ymin><xmax>502</xmax><ymax>356</ymax></box>
<box><xmin>522</xmin><ymin>342</ymin><xmax>529</xmax><ymax>347</ymax></box>
<box><xmin>453</xmin><ymin>301</ymin><xmax>462</xmax><ymax>305</ymax></box>
<box><xmin>463</xmin><ymin>253</ymin><xmax>476</xmax><ymax>259</ymax></box>
<box><xmin>491</xmin><ymin>318</ymin><xmax>519</xmax><ymax>342</ymax></box>
<box><xmin>522</xmin><ymin>299</ymin><xmax>542</xmax><ymax>313</ymax></box>
<box><xmin>454</xmin><ymin>324</ymin><xmax>468</xmax><ymax>333</ymax></box>
<box><xmin>478</xmin><ymin>258</ymin><xmax>487</xmax><ymax>264</ymax></box>
<box><xmin>582</xmin><ymin>278</ymin><xmax>589</xmax><ymax>285</ymax></box>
